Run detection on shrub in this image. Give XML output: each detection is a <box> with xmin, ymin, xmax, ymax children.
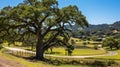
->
<box><xmin>92</xmin><ymin>60</ymin><xmax>107</xmax><ymax>67</ymax></box>
<box><xmin>107</xmin><ymin>60</ymin><xmax>117</xmax><ymax>66</ymax></box>
<box><xmin>94</xmin><ymin>45</ymin><xmax>98</xmax><ymax>50</ymax></box>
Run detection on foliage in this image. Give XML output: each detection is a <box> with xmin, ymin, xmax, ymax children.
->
<box><xmin>66</xmin><ymin>45</ymin><xmax>74</xmax><ymax>56</ymax></box>
<box><xmin>102</xmin><ymin>37</ymin><xmax>120</xmax><ymax>50</ymax></box>
<box><xmin>94</xmin><ymin>45</ymin><xmax>98</xmax><ymax>50</ymax></box>
<box><xmin>46</xmin><ymin>56</ymin><xmax>120</xmax><ymax>67</ymax></box>
<box><xmin>70</xmin><ymin>39</ymin><xmax>76</xmax><ymax>45</ymax></box>
<box><xmin>83</xmin><ymin>41</ymin><xmax>87</xmax><ymax>46</ymax></box>
<box><xmin>0</xmin><ymin>0</ymin><xmax>88</xmax><ymax>60</ymax></box>
<box><xmin>90</xmin><ymin>35</ymin><xmax>98</xmax><ymax>41</ymax></box>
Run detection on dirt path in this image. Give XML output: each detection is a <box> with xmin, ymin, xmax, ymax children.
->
<box><xmin>0</xmin><ymin>46</ymin><xmax>117</xmax><ymax>67</ymax></box>
<box><xmin>4</xmin><ymin>46</ymin><xmax>118</xmax><ymax>58</ymax></box>
<box><xmin>45</xmin><ymin>51</ymin><xmax>117</xmax><ymax>58</ymax></box>
<box><xmin>0</xmin><ymin>56</ymin><xmax>26</xmax><ymax>67</ymax></box>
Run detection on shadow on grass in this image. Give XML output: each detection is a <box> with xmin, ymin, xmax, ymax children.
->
<box><xmin>75</xmin><ymin>46</ymin><xmax>93</xmax><ymax>49</ymax></box>
<box><xmin>22</xmin><ymin>56</ymin><xmax>120</xmax><ymax>67</ymax></box>
<box><xmin>45</xmin><ymin>52</ymin><xmax>61</xmax><ymax>55</ymax></box>
<box><xmin>2</xmin><ymin>49</ymin><xmax>120</xmax><ymax>67</ymax></box>
<box><xmin>105</xmin><ymin>47</ymin><xmax>118</xmax><ymax>51</ymax></box>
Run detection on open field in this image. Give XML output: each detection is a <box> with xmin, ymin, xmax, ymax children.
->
<box><xmin>0</xmin><ymin>50</ymin><xmax>51</xmax><ymax>67</ymax></box>
<box><xmin>93</xmin><ymin>50</ymin><xmax>120</xmax><ymax>61</ymax></box>
<box><xmin>1</xmin><ymin>45</ymin><xmax>120</xmax><ymax>67</ymax></box>
<box><xmin>2</xmin><ymin>41</ymin><xmax>106</xmax><ymax>57</ymax></box>
<box><xmin>1</xmin><ymin>40</ymin><xmax>119</xmax><ymax>67</ymax></box>
<box><xmin>0</xmin><ymin>49</ymin><xmax>91</xmax><ymax>67</ymax></box>
<box><xmin>45</xmin><ymin>47</ymin><xmax>106</xmax><ymax>56</ymax></box>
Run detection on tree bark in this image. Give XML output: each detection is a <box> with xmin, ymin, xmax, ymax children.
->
<box><xmin>110</xmin><ymin>46</ymin><xmax>112</xmax><ymax>50</ymax></box>
<box><xmin>36</xmin><ymin>43</ymin><xmax>45</xmax><ymax>60</ymax></box>
<box><xmin>35</xmin><ymin>37</ymin><xmax>45</xmax><ymax>61</ymax></box>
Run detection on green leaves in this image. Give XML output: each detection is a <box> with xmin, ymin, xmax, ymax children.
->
<box><xmin>61</xmin><ymin>5</ymin><xmax>88</xmax><ymax>27</ymax></box>
<box><xmin>103</xmin><ymin>36</ymin><xmax>120</xmax><ymax>50</ymax></box>
<box><xmin>0</xmin><ymin>0</ymin><xmax>88</xmax><ymax>57</ymax></box>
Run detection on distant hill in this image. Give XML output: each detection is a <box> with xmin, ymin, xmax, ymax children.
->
<box><xmin>70</xmin><ymin>21</ymin><xmax>120</xmax><ymax>38</ymax></box>
<box><xmin>85</xmin><ymin>21</ymin><xmax>120</xmax><ymax>31</ymax></box>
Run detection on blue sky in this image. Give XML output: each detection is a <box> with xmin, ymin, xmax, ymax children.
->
<box><xmin>0</xmin><ymin>0</ymin><xmax>120</xmax><ymax>25</ymax></box>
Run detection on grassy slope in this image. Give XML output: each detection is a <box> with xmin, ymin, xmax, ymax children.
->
<box><xmin>46</xmin><ymin>48</ymin><xmax>106</xmax><ymax>56</ymax></box>
<box><xmin>94</xmin><ymin>50</ymin><xmax>120</xmax><ymax>61</ymax></box>
<box><xmin>0</xmin><ymin>50</ymin><xmax>51</xmax><ymax>67</ymax></box>
<box><xmin>0</xmin><ymin>49</ymin><xmax>90</xmax><ymax>67</ymax></box>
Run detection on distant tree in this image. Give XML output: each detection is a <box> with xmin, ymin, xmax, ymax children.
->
<box><xmin>114</xmin><ymin>34</ymin><xmax>120</xmax><ymax>39</ymax></box>
<box><xmin>102</xmin><ymin>37</ymin><xmax>119</xmax><ymax>50</ymax></box>
<box><xmin>94</xmin><ymin>45</ymin><xmax>98</xmax><ymax>50</ymax></box>
<box><xmin>0</xmin><ymin>0</ymin><xmax>88</xmax><ymax>60</ymax></box>
<box><xmin>83</xmin><ymin>41</ymin><xmax>87</xmax><ymax>47</ymax></box>
<box><xmin>90</xmin><ymin>35</ymin><xmax>98</xmax><ymax>41</ymax></box>
<box><xmin>115</xmin><ymin>39</ymin><xmax>120</xmax><ymax>49</ymax></box>
<box><xmin>65</xmin><ymin>45</ymin><xmax>74</xmax><ymax>56</ymax></box>
<box><xmin>71</xmin><ymin>39</ymin><xmax>75</xmax><ymax>45</ymax></box>
<box><xmin>79</xmin><ymin>29</ymin><xmax>85</xmax><ymax>36</ymax></box>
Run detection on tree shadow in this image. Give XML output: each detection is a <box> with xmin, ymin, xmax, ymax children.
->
<box><xmin>105</xmin><ymin>47</ymin><xmax>118</xmax><ymax>51</ymax></box>
<box><xmin>45</xmin><ymin>52</ymin><xmax>61</xmax><ymax>55</ymax></box>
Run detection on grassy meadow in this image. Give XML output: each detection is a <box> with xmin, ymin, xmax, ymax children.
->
<box><xmin>45</xmin><ymin>47</ymin><xmax>106</xmax><ymax>56</ymax></box>
<box><xmin>93</xmin><ymin>50</ymin><xmax>120</xmax><ymax>61</ymax></box>
<box><xmin>1</xmin><ymin>38</ymin><xmax>120</xmax><ymax>67</ymax></box>
<box><xmin>0</xmin><ymin>48</ymin><xmax>91</xmax><ymax>67</ymax></box>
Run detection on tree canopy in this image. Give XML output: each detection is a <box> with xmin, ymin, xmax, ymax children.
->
<box><xmin>102</xmin><ymin>37</ymin><xmax>120</xmax><ymax>50</ymax></box>
<box><xmin>0</xmin><ymin>0</ymin><xmax>88</xmax><ymax>60</ymax></box>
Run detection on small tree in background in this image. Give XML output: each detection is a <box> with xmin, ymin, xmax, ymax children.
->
<box><xmin>83</xmin><ymin>41</ymin><xmax>87</xmax><ymax>47</ymax></box>
<box><xmin>115</xmin><ymin>39</ymin><xmax>120</xmax><ymax>49</ymax></box>
<box><xmin>102</xmin><ymin>37</ymin><xmax>119</xmax><ymax>50</ymax></box>
<box><xmin>71</xmin><ymin>39</ymin><xmax>76</xmax><ymax>45</ymax></box>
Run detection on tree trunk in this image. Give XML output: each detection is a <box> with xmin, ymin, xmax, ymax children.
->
<box><xmin>36</xmin><ymin>43</ymin><xmax>45</xmax><ymax>60</ymax></box>
<box><xmin>110</xmin><ymin>46</ymin><xmax>112</xmax><ymax>50</ymax></box>
<box><xmin>31</xmin><ymin>43</ymin><xmax>34</xmax><ymax>51</ymax></box>
<box><xmin>50</xmin><ymin>48</ymin><xmax>53</xmax><ymax>54</ymax></box>
<box><xmin>35</xmin><ymin>37</ymin><xmax>45</xmax><ymax>61</ymax></box>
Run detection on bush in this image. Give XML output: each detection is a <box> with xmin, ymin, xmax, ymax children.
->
<box><xmin>94</xmin><ymin>45</ymin><xmax>98</xmax><ymax>50</ymax></box>
<box><xmin>45</xmin><ymin>57</ymin><xmax>120</xmax><ymax>67</ymax></box>
<box><xmin>107</xmin><ymin>60</ymin><xmax>118</xmax><ymax>66</ymax></box>
<box><xmin>92</xmin><ymin>60</ymin><xmax>107</xmax><ymax>67</ymax></box>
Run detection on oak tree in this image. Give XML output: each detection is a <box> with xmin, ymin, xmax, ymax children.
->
<box><xmin>0</xmin><ymin>0</ymin><xmax>88</xmax><ymax>60</ymax></box>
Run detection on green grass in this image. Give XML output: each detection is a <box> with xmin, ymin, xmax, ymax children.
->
<box><xmin>0</xmin><ymin>49</ymin><xmax>52</xmax><ymax>67</ymax></box>
<box><xmin>46</xmin><ymin>48</ymin><xmax>106</xmax><ymax>56</ymax></box>
<box><xmin>56</xmin><ymin>64</ymin><xmax>90</xmax><ymax>67</ymax></box>
<box><xmin>94</xmin><ymin>50</ymin><xmax>120</xmax><ymax>61</ymax></box>
<box><xmin>0</xmin><ymin>48</ymin><xmax>91</xmax><ymax>67</ymax></box>
<box><xmin>14</xmin><ymin>46</ymin><xmax>106</xmax><ymax>56</ymax></box>
<box><xmin>73</xmin><ymin>49</ymin><xmax>106</xmax><ymax>56</ymax></box>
